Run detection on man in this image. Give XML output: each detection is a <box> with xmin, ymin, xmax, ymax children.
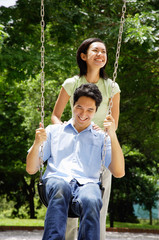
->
<box><xmin>26</xmin><ymin>83</ymin><xmax>125</xmax><ymax>240</ymax></box>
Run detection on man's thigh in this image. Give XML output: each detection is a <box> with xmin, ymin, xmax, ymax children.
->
<box><xmin>44</xmin><ymin>177</ymin><xmax>71</xmax><ymax>202</ymax></box>
<box><xmin>72</xmin><ymin>182</ymin><xmax>102</xmax><ymax>215</ymax></box>
<box><xmin>78</xmin><ymin>182</ymin><xmax>102</xmax><ymax>199</ymax></box>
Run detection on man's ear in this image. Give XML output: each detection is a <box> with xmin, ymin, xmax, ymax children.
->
<box><xmin>80</xmin><ymin>53</ymin><xmax>87</xmax><ymax>61</ymax></box>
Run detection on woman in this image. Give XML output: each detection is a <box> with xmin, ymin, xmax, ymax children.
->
<box><xmin>51</xmin><ymin>38</ymin><xmax>120</xmax><ymax>240</ymax></box>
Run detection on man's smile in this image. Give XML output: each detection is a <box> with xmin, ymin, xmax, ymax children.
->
<box><xmin>78</xmin><ymin>115</ymin><xmax>88</xmax><ymax>121</ymax></box>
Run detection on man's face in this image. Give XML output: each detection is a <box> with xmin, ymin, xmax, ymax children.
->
<box><xmin>73</xmin><ymin>96</ymin><xmax>96</xmax><ymax>132</ymax></box>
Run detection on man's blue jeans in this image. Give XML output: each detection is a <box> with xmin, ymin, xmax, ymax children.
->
<box><xmin>42</xmin><ymin>177</ymin><xmax>102</xmax><ymax>240</ymax></box>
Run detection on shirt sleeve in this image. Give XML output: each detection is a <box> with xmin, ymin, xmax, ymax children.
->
<box><xmin>107</xmin><ymin>78</ymin><xmax>121</xmax><ymax>97</ymax></box>
<box><xmin>62</xmin><ymin>76</ymin><xmax>77</xmax><ymax>97</ymax></box>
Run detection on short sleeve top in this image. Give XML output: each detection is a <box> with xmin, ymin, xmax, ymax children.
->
<box><xmin>62</xmin><ymin>75</ymin><xmax>120</xmax><ymax>129</ymax></box>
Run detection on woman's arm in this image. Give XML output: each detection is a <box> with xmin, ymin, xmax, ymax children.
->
<box><xmin>110</xmin><ymin>92</ymin><xmax>120</xmax><ymax>130</ymax></box>
<box><xmin>51</xmin><ymin>87</ymin><xmax>70</xmax><ymax>124</ymax></box>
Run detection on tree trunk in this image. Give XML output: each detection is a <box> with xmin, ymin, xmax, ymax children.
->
<box><xmin>149</xmin><ymin>208</ymin><xmax>152</xmax><ymax>225</ymax></box>
<box><xmin>109</xmin><ymin>178</ymin><xmax>114</xmax><ymax>228</ymax></box>
<box><xmin>29</xmin><ymin>178</ymin><xmax>36</xmax><ymax>219</ymax></box>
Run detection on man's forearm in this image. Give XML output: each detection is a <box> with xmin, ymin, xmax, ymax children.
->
<box><xmin>109</xmin><ymin>134</ymin><xmax>125</xmax><ymax>178</ymax></box>
<box><xmin>26</xmin><ymin>142</ymin><xmax>40</xmax><ymax>175</ymax></box>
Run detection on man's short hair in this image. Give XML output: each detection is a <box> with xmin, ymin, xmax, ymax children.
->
<box><xmin>73</xmin><ymin>83</ymin><xmax>102</xmax><ymax>111</ymax></box>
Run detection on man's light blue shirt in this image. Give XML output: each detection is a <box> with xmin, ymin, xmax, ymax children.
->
<box><xmin>42</xmin><ymin>119</ymin><xmax>111</xmax><ymax>184</ymax></box>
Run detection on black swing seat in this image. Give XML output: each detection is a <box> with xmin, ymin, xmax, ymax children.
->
<box><xmin>37</xmin><ymin>181</ymin><xmax>48</xmax><ymax>208</ymax></box>
<box><xmin>37</xmin><ymin>180</ymin><xmax>105</xmax><ymax>218</ymax></box>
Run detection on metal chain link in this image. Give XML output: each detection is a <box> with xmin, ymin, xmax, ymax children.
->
<box><xmin>100</xmin><ymin>0</ymin><xmax>126</xmax><ymax>177</ymax></box>
<box><xmin>108</xmin><ymin>0</ymin><xmax>126</xmax><ymax>115</ymax></box>
<box><xmin>39</xmin><ymin>0</ymin><xmax>45</xmax><ymax>177</ymax></box>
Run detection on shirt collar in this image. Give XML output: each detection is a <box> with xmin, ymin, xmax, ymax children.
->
<box><xmin>64</xmin><ymin>118</ymin><xmax>97</xmax><ymax>135</ymax></box>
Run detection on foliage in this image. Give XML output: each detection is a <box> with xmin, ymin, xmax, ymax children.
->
<box><xmin>109</xmin><ymin>146</ymin><xmax>158</xmax><ymax>224</ymax></box>
<box><xmin>0</xmin><ymin>24</ymin><xmax>9</xmax><ymax>50</ymax></box>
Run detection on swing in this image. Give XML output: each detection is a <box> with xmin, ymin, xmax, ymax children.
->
<box><xmin>37</xmin><ymin>0</ymin><xmax>126</xmax><ymax>218</ymax></box>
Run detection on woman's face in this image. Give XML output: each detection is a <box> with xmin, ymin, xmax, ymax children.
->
<box><xmin>81</xmin><ymin>42</ymin><xmax>107</xmax><ymax>70</ymax></box>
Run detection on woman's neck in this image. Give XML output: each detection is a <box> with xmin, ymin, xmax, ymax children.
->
<box><xmin>85</xmin><ymin>70</ymin><xmax>100</xmax><ymax>83</ymax></box>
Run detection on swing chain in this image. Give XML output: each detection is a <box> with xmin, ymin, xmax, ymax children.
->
<box><xmin>41</xmin><ymin>0</ymin><xmax>45</xmax><ymax>124</ymax></box>
<box><xmin>101</xmin><ymin>0</ymin><xmax>126</xmax><ymax>176</ymax></box>
<box><xmin>39</xmin><ymin>0</ymin><xmax>45</xmax><ymax>176</ymax></box>
<box><xmin>109</xmin><ymin>0</ymin><xmax>126</xmax><ymax>114</ymax></box>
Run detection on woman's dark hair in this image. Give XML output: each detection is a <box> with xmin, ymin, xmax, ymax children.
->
<box><xmin>73</xmin><ymin>83</ymin><xmax>102</xmax><ymax>111</ymax></box>
<box><xmin>76</xmin><ymin>38</ymin><xmax>108</xmax><ymax>79</ymax></box>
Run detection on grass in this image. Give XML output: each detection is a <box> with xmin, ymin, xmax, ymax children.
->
<box><xmin>106</xmin><ymin>220</ymin><xmax>159</xmax><ymax>230</ymax></box>
<box><xmin>0</xmin><ymin>218</ymin><xmax>159</xmax><ymax>230</ymax></box>
<box><xmin>0</xmin><ymin>218</ymin><xmax>44</xmax><ymax>227</ymax></box>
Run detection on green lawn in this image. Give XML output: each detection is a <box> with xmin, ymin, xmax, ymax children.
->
<box><xmin>0</xmin><ymin>218</ymin><xmax>44</xmax><ymax>227</ymax></box>
<box><xmin>1</xmin><ymin>218</ymin><xmax>159</xmax><ymax>230</ymax></box>
<box><xmin>107</xmin><ymin>220</ymin><xmax>159</xmax><ymax>230</ymax></box>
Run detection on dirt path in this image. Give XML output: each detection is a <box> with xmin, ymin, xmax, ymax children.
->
<box><xmin>0</xmin><ymin>230</ymin><xmax>159</xmax><ymax>240</ymax></box>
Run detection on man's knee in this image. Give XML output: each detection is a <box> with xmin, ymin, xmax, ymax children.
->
<box><xmin>81</xmin><ymin>195</ymin><xmax>102</xmax><ymax>214</ymax></box>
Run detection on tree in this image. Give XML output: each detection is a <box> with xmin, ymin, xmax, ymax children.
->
<box><xmin>109</xmin><ymin>146</ymin><xmax>159</xmax><ymax>225</ymax></box>
<box><xmin>108</xmin><ymin>0</ymin><xmax>159</xmax><ymax>224</ymax></box>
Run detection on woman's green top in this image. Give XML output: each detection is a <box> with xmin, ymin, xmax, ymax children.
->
<box><xmin>62</xmin><ymin>75</ymin><xmax>120</xmax><ymax>129</ymax></box>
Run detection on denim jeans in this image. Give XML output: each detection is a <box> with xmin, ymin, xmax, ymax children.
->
<box><xmin>42</xmin><ymin>177</ymin><xmax>102</xmax><ymax>240</ymax></box>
